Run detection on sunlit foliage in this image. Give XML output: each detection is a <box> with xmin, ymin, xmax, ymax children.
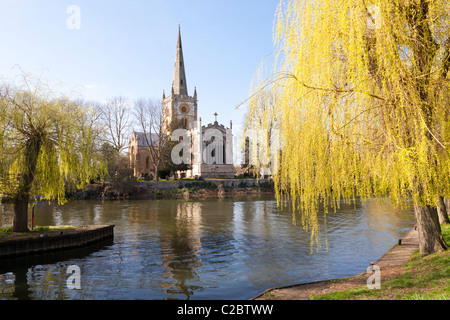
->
<box><xmin>246</xmin><ymin>0</ymin><xmax>450</xmax><ymax>250</ymax></box>
<box><xmin>0</xmin><ymin>73</ymin><xmax>104</xmax><ymax>205</ymax></box>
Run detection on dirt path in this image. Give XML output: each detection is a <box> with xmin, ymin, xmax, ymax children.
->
<box><xmin>252</xmin><ymin>228</ymin><xmax>419</xmax><ymax>300</ymax></box>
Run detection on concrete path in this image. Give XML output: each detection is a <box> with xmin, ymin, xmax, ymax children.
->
<box><xmin>374</xmin><ymin>228</ymin><xmax>419</xmax><ymax>268</ymax></box>
<box><xmin>252</xmin><ymin>228</ymin><xmax>419</xmax><ymax>300</ymax></box>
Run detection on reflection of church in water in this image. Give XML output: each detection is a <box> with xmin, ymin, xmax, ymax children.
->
<box><xmin>159</xmin><ymin>201</ymin><xmax>235</xmax><ymax>299</ymax></box>
<box><xmin>159</xmin><ymin>202</ymin><xmax>203</xmax><ymax>299</ymax></box>
<box><xmin>130</xmin><ymin>26</ymin><xmax>234</xmax><ymax>179</ymax></box>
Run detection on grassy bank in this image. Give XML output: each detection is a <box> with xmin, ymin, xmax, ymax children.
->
<box><xmin>0</xmin><ymin>225</ymin><xmax>81</xmax><ymax>242</ymax></box>
<box><xmin>311</xmin><ymin>224</ymin><xmax>450</xmax><ymax>300</ymax></box>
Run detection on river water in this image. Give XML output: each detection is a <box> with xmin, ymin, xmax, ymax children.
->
<box><xmin>0</xmin><ymin>196</ymin><xmax>416</xmax><ymax>300</ymax></box>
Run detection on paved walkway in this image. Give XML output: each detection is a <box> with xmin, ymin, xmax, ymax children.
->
<box><xmin>252</xmin><ymin>228</ymin><xmax>419</xmax><ymax>300</ymax></box>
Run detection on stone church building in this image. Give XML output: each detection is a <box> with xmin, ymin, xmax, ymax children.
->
<box><xmin>129</xmin><ymin>26</ymin><xmax>234</xmax><ymax>179</ymax></box>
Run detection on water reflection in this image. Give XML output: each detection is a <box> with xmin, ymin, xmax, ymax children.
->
<box><xmin>0</xmin><ymin>239</ymin><xmax>113</xmax><ymax>300</ymax></box>
<box><xmin>158</xmin><ymin>202</ymin><xmax>203</xmax><ymax>299</ymax></box>
<box><xmin>0</xmin><ymin>197</ymin><xmax>416</xmax><ymax>300</ymax></box>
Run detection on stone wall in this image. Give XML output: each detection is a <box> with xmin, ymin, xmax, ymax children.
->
<box><xmin>192</xmin><ymin>164</ymin><xmax>234</xmax><ymax>179</ymax></box>
<box><xmin>144</xmin><ymin>179</ymin><xmax>268</xmax><ymax>190</ymax></box>
<box><xmin>0</xmin><ymin>225</ymin><xmax>114</xmax><ymax>259</ymax></box>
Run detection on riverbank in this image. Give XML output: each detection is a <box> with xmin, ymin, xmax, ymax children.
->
<box><xmin>72</xmin><ymin>179</ymin><xmax>274</xmax><ymax>201</ymax></box>
<box><xmin>0</xmin><ymin>225</ymin><xmax>114</xmax><ymax>259</ymax></box>
<box><xmin>253</xmin><ymin>224</ymin><xmax>449</xmax><ymax>300</ymax></box>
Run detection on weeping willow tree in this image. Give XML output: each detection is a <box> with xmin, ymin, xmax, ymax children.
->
<box><xmin>246</xmin><ymin>0</ymin><xmax>450</xmax><ymax>255</ymax></box>
<box><xmin>0</xmin><ymin>74</ymin><xmax>104</xmax><ymax>232</ymax></box>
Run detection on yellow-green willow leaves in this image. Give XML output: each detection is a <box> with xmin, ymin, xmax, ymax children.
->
<box><xmin>247</xmin><ymin>0</ymin><xmax>450</xmax><ymax>253</ymax></box>
<box><xmin>0</xmin><ymin>74</ymin><xmax>104</xmax><ymax>231</ymax></box>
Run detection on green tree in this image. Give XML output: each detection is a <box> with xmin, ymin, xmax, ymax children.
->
<box><xmin>0</xmin><ymin>74</ymin><xmax>104</xmax><ymax>232</ymax></box>
<box><xmin>159</xmin><ymin>118</ymin><xmax>191</xmax><ymax>178</ymax></box>
<box><xmin>247</xmin><ymin>0</ymin><xmax>450</xmax><ymax>254</ymax></box>
<box><xmin>99</xmin><ymin>142</ymin><xmax>135</xmax><ymax>194</ymax></box>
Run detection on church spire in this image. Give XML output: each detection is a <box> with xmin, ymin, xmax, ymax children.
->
<box><xmin>172</xmin><ymin>25</ymin><xmax>188</xmax><ymax>96</ymax></box>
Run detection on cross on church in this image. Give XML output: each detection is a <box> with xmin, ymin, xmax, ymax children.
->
<box><xmin>131</xmin><ymin>25</ymin><xmax>235</xmax><ymax>179</ymax></box>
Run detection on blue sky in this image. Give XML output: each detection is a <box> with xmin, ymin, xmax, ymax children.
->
<box><xmin>0</xmin><ymin>0</ymin><xmax>279</xmax><ymax>136</ymax></box>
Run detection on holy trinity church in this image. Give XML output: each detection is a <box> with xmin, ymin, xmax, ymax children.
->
<box><xmin>129</xmin><ymin>26</ymin><xmax>234</xmax><ymax>179</ymax></box>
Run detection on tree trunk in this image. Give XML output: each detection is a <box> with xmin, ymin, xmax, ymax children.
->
<box><xmin>445</xmin><ymin>198</ymin><xmax>450</xmax><ymax>218</ymax></box>
<box><xmin>12</xmin><ymin>134</ymin><xmax>42</xmax><ymax>232</ymax></box>
<box><xmin>12</xmin><ymin>199</ymin><xmax>29</xmax><ymax>232</ymax></box>
<box><xmin>437</xmin><ymin>196</ymin><xmax>450</xmax><ymax>224</ymax></box>
<box><xmin>414</xmin><ymin>203</ymin><xmax>448</xmax><ymax>255</ymax></box>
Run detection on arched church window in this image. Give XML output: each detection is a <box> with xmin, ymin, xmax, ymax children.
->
<box><xmin>182</xmin><ymin>117</ymin><xmax>189</xmax><ymax>129</ymax></box>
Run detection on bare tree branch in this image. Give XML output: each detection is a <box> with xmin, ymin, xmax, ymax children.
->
<box><xmin>97</xmin><ymin>96</ymin><xmax>131</xmax><ymax>153</ymax></box>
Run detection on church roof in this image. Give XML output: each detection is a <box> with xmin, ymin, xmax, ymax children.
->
<box><xmin>132</xmin><ymin>131</ymin><xmax>160</xmax><ymax>147</ymax></box>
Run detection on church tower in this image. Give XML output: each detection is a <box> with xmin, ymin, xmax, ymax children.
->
<box><xmin>131</xmin><ymin>25</ymin><xmax>234</xmax><ymax>179</ymax></box>
<box><xmin>163</xmin><ymin>25</ymin><xmax>198</xmax><ymax>131</ymax></box>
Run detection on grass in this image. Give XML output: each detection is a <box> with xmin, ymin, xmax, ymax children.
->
<box><xmin>310</xmin><ymin>224</ymin><xmax>450</xmax><ymax>300</ymax></box>
<box><xmin>263</xmin><ymin>292</ymin><xmax>276</xmax><ymax>300</ymax></box>
<box><xmin>0</xmin><ymin>225</ymin><xmax>81</xmax><ymax>241</ymax></box>
<box><xmin>34</xmin><ymin>225</ymin><xmax>77</xmax><ymax>232</ymax></box>
<box><xmin>0</xmin><ymin>226</ymin><xmax>13</xmax><ymax>233</ymax></box>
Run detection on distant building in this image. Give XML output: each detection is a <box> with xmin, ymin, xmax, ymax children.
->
<box><xmin>130</xmin><ymin>26</ymin><xmax>234</xmax><ymax>179</ymax></box>
<box><xmin>128</xmin><ymin>132</ymin><xmax>159</xmax><ymax>178</ymax></box>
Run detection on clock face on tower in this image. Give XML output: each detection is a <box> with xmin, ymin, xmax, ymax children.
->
<box><xmin>179</xmin><ymin>104</ymin><xmax>190</xmax><ymax>113</ymax></box>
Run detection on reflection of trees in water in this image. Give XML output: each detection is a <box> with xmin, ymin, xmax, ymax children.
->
<box><xmin>159</xmin><ymin>202</ymin><xmax>204</xmax><ymax>299</ymax></box>
<box><xmin>0</xmin><ymin>272</ymin><xmax>17</xmax><ymax>298</ymax></box>
<box><xmin>231</xmin><ymin>200</ymin><xmax>306</xmax><ymax>287</ymax></box>
<box><xmin>201</xmin><ymin>199</ymin><xmax>237</xmax><ymax>268</ymax></box>
<box><xmin>27</xmin><ymin>264</ymin><xmax>71</xmax><ymax>300</ymax></box>
<box><xmin>0</xmin><ymin>264</ymin><xmax>86</xmax><ymax>300</ymax></box>
<box><xmin>363</xmin><ymin>198</ymin><xmax>414</xmax><ymax>230</ymax></box>
<box><xmin>0</xmin><ymin>240</ymin><xmax>112</xmax><ymax>300</ymax></box>
<box><xmin>361</xmin><ymin>198</ymin><xmax>415</xmax><ymax>250</ymax></box>
<box><xmin>0</xmin><ymin>198</ymin><xmax>417</xmax><ymax>300</ymax></box>
<box><xmin>229</xmin><ymin>199</ymin><xmax>412</xmax><ymax>288</ymax></box>
<box><xmin>157</xmin><ymin>200</ymin><xmax>240</xmax><ymax>299</ymax></box>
